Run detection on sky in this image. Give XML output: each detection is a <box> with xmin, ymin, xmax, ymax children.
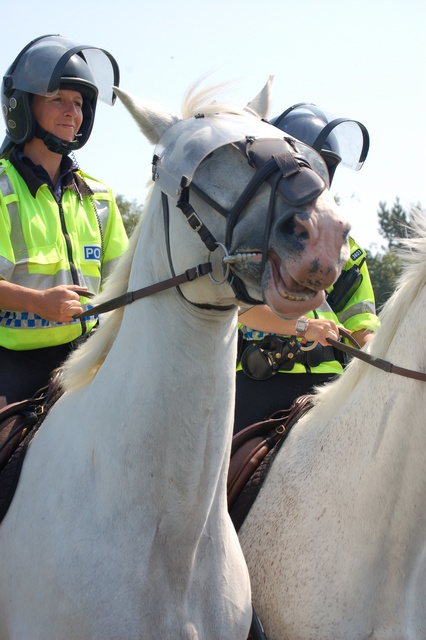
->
<box><xmin>2</xmin><ymin>0</ymin><xmax>425</xmax><ymax>250</ymax></box>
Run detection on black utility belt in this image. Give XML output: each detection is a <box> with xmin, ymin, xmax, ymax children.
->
<box><xmin>239</xmin><ymin>336</ymin><xmax>346</xmax><ymax>381</ymax></box>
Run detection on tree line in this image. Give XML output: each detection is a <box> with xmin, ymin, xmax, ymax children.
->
<box><xmin>116</xmin><ymin>194</ymin><xmax>420</xmax><ymax>312</ymax></box>
<box><xmin>365</xmin><ymin>197</ymin><xmax>418</xmax><ymax>309</ymax></box>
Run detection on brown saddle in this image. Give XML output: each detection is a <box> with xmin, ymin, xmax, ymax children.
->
<box><xmin>0</xmin><ymin>371</ymin><xmax>64</xmax><ymax>525</ymax></box>
<box><xmin>228</xmin><ymin>394</ymin><xmax>313</xmax><ymax>531</ymax></box>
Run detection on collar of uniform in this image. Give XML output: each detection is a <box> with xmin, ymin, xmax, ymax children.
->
<box><xmin>9</xmin><ymin>147</ymin><xmax>93</xmax><ymax>199</ymax></box>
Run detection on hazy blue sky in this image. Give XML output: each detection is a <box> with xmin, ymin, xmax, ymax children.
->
<box><xmin>2</xmin><ymin>0</ymin><xmax>425</xmax><ymax>248</ymax></box>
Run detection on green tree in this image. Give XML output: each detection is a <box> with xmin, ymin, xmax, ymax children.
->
<box><xmin>367</xmin><ymin>197</ymin><xmax>414</xmax><ymax>309</ymax></box>
<box><xmin>116</xmin><ymin>194</ymin><xmax>144</xmax><ymax>237</ymax></box>
<box><xmin>377</xmin><ymin>196</ymin><xmax>412</xmax><ymax>249</ymax></box>
<box><xmin>365</xmin><ymin>248</ymin><xmax>402</xmax><ymax>310</ymax></box>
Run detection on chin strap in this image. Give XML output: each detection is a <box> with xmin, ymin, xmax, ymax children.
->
<box><xmin>34</xmin><ymin>122</ymin><xmax>79</xmax><ymax>156</ymax></box>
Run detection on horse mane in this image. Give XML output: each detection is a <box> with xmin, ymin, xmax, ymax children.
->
<box><xmin>61</xmin><ymin>191</ymin><xmax>148</xmax><ymax>392</ymax></box>
<box><xmin>313</xmin><ymin>208</ymin><xmax>426</xmax><ymax>413</ymax></box>
<box><xmin>62</xmin><ymin>81</ymin><xmax>251</xmax><ymax>393</ymax></box>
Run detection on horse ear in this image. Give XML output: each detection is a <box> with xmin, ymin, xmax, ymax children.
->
<box><xmin>245</xmin><ymin>75</ymin><xmax>273</xmax><ymax>119</ymax></box>
<box><xmin>113</xmin><ymin>86</ymin><xmax>180</xmax><ymax>145</ymax></box>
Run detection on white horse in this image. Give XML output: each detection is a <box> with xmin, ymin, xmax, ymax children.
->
<box><xmin>0</xmin><ymin>79</ymin><xmax>349</xmax><ymax>640</ymax></box>
<box><xmin>239</xmin><ymin>210</ymin><xmax>426</xmax><ymax>640</ymax></box>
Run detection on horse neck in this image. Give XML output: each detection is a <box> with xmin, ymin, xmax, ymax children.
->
<box><xmin>309</xmin><ymin>276</ymin><xmax>426</xmax><ymax>524</ymax></box>
<box><xmin>90</xmin><ymin>190</ymin><xmax>239</xmax><ymax>528</ymax></box>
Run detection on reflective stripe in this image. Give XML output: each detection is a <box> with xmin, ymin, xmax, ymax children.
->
<box><xmin>7</xmin><ymin>199</ymin><xmax>29</xmax><ymax>263</ymax></box>
<box><xmin>101</xmin><ymin>254</ymin><xmax>121</xmax><ymax>281</ymax></box>
<box><xmin>83</xmin><ymin>177</ymin><xmax>110</xmax><ymax>232</ymax></box>
<box><xmin>338</xmin><ymin>300</ymin><xmax>376</xmax><ymax>323</ymax></box>
<box><xmin>0</xmin><ymin>171</ymin><xmax>29</xmax><ymax>280</ymax></box>
<box><xmin>94</xmin><ymin>199</ymin><xmax>110</xmax><ymax>233</ymax></box>
<box><xmin>0</xmin><ymin>170</ymin><xmax>28</xmax><ymax>255</ymax></box>
<box><xmin>1</xmin><ymin>269</ymin><xmax>101</xmax><ymax>292</ymax></box>
<box><xmin>0</xmin><ymin>169</ymin><xmax>14</xmax><ymax>196</ymax></box>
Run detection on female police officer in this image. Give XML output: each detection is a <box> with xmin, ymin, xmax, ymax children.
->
<box><xmin>0</xmin><ymin>35</ymin><xmax>128</xmax><ymax>407</ymax></box>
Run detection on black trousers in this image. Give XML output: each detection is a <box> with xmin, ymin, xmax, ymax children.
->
<box><xmin>234</xmin><ymin>369</ymin><xmax>336</xmax><ymax>434</ymax></box>
<box><xmin>0</xmin><ymin>343</ymin><xmax>73</xmax><ymax>409</ymax></box>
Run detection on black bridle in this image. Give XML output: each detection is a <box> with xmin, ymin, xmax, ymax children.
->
<box><xmin>76</xmin><ymin>135</ymin><xmax>328</xmax><ymax>320</ymax></box>
<box><xmin>172</xmin><ymin>136</ymin><xmax>327</xmax><ymax>305</ymax></box>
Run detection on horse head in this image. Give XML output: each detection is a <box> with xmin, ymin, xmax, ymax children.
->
<box><xmin>115</xmin><ymin>80</ymin><xmax>350</xmax><ymax>318</ymax></box>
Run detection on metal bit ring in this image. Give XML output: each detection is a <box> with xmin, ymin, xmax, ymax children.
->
<box><xmin>208</xmin><ymin>243</ymin><xmax>231</xmax><ymax>285</ymax></box>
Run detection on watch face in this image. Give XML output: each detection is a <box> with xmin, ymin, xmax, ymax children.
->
<box><xmin>295</xmin><ymin>318</ymin><xmax>308</xmax><ymax>335</ymax></box>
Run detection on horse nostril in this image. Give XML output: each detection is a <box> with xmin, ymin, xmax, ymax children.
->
<box><xmin>293</xmin><ymin>220</ymin><xmax>310</xmax><ymax>241</ymax></box>
<box><xmin>279</xmin><ymin>215</ymin><xmax>310</xmax><ymax>244</ymax></box>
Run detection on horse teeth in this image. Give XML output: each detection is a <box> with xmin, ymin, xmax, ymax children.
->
<box><xmin>279</xmin><ymin>289</ymin><xmax>313</xmax><ymax>302</ymax></box>
<box><xmin>223</xmin><ymin>252</ymin><xmax>259</xmax><ymax>264</ymax></box>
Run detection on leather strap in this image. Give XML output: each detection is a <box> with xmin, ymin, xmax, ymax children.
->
<box><xmin>327</xmin><ymin>337</ymin><xmax>426</xmax><ymax>382</ymax></box>
<box><xmin>74</xmin><ymin>262</ymin><xmax>212</xmax><ymax>320</ymax></box>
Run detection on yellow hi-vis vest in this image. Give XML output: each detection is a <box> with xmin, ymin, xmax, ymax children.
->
<box><xmin>0</xmin><ymin>160</ymin><xmax>128</xmax><ymax>350</ymax></box>
<box><xmin>238</xmin><ymin>238</ymin><xmax>380</xmax><ymax>375</ymax></box>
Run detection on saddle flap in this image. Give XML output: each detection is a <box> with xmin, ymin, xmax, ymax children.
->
<box><xmin>0</xmin><ymin>399</ymin><xmax>40</xmax><ymax>474</ymax></box>
<box><xmin>0</xmin><ymin>370</ymin><xmax>64</xmax><ymax>525</ymax></box>
<box><xmin>228</xmin><ymin>394</ymin><xmax>314</xmax><ymax>530</ymax></box>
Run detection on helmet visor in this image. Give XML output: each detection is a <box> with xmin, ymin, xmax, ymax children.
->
<box><xmin>6</xmin><ymin>35</ymin><xmax>119</xmax><ymax>105</ymax></box>
<box><xmin>274</xmin><ymin>103</ymin><xmax>370</xmax><ymax>171</ymax></box>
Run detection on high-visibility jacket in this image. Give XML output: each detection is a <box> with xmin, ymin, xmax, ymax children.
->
<box><xmin>238</xmin><ymin>238</ymin><xmax>380</xmax><ymax>375</ymax></box>
<box><xmin>0</xmin><ymin>157</ymin><xmax>128</xmax><ymax>350</ymax></box>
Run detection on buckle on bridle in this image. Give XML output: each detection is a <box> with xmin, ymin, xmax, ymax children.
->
<box><xmin>185</xmin><ymin>210</ymin><xmax>203</xmax><ymax>233</ymax></box>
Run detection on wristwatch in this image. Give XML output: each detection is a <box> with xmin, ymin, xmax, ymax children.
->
<box><xmin>295</xmin><ymin>317</ymin><xmax>309</xmax><ymax>337</ymax></box>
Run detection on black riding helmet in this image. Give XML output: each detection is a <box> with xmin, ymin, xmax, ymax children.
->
<box><xmin>0</xmin><ymin>34</ymin><xmax>120</xmax><ymax>158</ymax></box>
<box><xmin>270</xmin><ymin>103</ymin><xmax>370</xmax><ymax>184</ymax></box>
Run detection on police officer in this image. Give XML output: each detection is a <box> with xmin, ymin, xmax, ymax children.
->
<box><xmin>0</xmin><ymin>35</ymin><xmax>128</xmax><ymax>407</ymax></box>
<box><xmin>234</xmin><ymin>104</ymin><xmax>379</xmax><ymax>433</ymax></box>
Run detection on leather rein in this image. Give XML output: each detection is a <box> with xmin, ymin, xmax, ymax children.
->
<box><xmin>328</xmin><ymin>332</ymin><xmax>426</xmax><ymax>383</ymax></box>
<box><xmin>77</xmin><ymin>286</ymin><xmax>426</xmax><ymax>383</ymax></box>
<box><xmin>74</xmin><ymin>261</ymin><xmax>214</xmax><ymax>319</ymax></box>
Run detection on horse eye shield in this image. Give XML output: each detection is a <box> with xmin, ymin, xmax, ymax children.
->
<box><xmin>233</xmin><ymin>136</ymin><xmax>329</xmax><ymax>206</ymax></box>
<box><xmin>152</xmin><ymin>112</ymin><xmax>330</xmax><ymax>203</ymax></box>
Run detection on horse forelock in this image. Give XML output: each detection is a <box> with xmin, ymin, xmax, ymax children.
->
<box><xmin>181</xmin><ymin>79</ymin><xmax>249</xmax><ymax>120</ymax></box>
